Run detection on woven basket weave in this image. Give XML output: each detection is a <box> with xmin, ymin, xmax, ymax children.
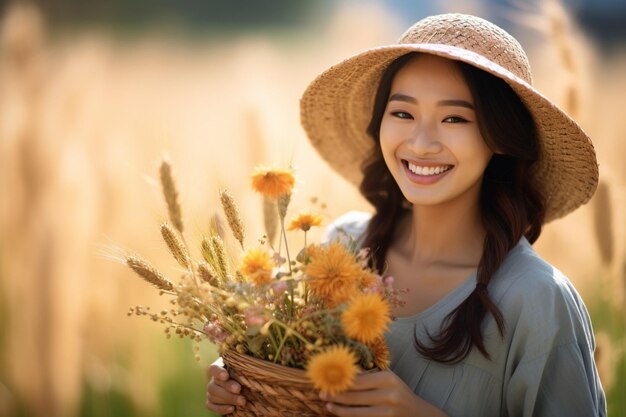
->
<box><xmin>222</xmin><ymin>349</ymin><xmax>330</xmax><ymax>416</ymax></box>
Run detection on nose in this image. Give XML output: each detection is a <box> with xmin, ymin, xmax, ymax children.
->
<box><xmin>406</xmin><ymin>121</ymin><xmax>442</xmax><ymax>155</ymax></box>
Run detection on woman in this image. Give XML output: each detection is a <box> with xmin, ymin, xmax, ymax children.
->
<box><xmin>206</xmin><ymin>13</ymin><xmax>606</xmax><ymax>416</ymax></box>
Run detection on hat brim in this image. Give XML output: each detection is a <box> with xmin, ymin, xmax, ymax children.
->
<box><xmin>300</xmin><ymin>44</ymin><xmax>598</xmax><ymax>222</ymax></box>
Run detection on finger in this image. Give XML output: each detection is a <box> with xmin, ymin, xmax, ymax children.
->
<box><xmin>207</xmin><ymin>364</ymin><xmax>243</xmax><ymax>394</ymax></box>
<box><xmin>208</xmin><ymin>368</ymin><xmax>242</xmax><ymax>394</ymax></box>
<box><xmin>322</xmin><ymin>388</ymin><xmax>396</xmax><ymax>406</ymax></box>
<box><xmin>325</xmin><ymin>402</ymin><xmax>390</xmax><ymax>417</ymax></box>
<box><xmin>207</xmin><ymin>382</ymin><xmax>247</xmax><ymax>407</ymax></box>
<box><xmin>349</xmin><ymin>371</ymin><xmax>397</xmax><ymax>390</ymax></box>
<box><xmin>224</xmin><ymin>379</ymin><xmax>241</xmax><ymax>394</ymax></box>
<box><xmin>207</xmin><ymin>364</ymin><xmax>229</xmax><ymax>382</ymax></box>
<box><xmin>205</xmin><ymin>400</ymin><xmax>235</xmax><ymax>415</ymax></box>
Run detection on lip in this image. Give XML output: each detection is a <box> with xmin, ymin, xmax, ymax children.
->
<box><xmin>401</xmin><ymin>159</ymin><xmax>454</xmax><ymax>185</ymax></box>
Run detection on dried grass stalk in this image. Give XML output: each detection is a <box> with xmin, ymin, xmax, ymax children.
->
<box><xmin>161</xmin><ymin>223</ymin><xmax>189</xmax><ymax>268</ymax></box>
<box><xmin>201</xmin><ymin>236</ymin><xmax>215</xmax><ymax>265</ymax></box>
<box><xmin>160</xmin><ymin>159</ymin><xmax>184</xmax><ymax>233</ymax></box>
<box><xmin>544</xmin><ymin>0</ymin><xmax>580</xmax><ymax>118</ymax></box>
<box><xmin>210</xmin><ymin>212</ymin><xmax>226</xmax><ymax>240</ymax></box>
<box><xmin>198</xmin><ymin>262</ymin><xmax>220</xmax><ymax>287</ymax></box>
<box><xmin>592</xmin><ymin>181</ymin><xmax>614</xmax><ymax>265</ymax></box>
<box><xmin>263</xmin><ymin>196</ymin><xmax>278</xmax><ymax>246</ymax></box>
<box><xmin>277</xmin><ymin>193</ymin><xmax>291</xmax><ymax>220</ymax></box>
<box><xmin>211</xmin><ymin>235</ymin><xmax>230</xmax><ymax>281</ymax></box>
<box><xmin>126</xmin><ymin>255</ymin><xmax>174</xmax><ymax>290</ymax></box>
<box><xmin>220</xmin><ymin>190</ymin><xmax>245</xmax><ymax>249</ymax></box>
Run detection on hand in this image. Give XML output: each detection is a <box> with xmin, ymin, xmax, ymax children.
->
<box><xmin>206</xmin><ymin>357</ymin><xmax>247</xmax><ymax>415</ymax></box>
<box><xmin>319</xmin><ymin>370</ymin><xmax>448</xmax><ymax>417</ymax></box>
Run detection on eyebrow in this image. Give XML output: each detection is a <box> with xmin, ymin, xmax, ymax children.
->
<box><xmin>388</xmin><ymin>93</ymin><xmax>475</xmax><ymax>110</ymax></box>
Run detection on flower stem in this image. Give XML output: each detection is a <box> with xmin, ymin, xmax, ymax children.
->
<box><xmin>280</xmin><ymin>218</ymin><xmax>292</xmax><ymax>275</ymax></box>
<box><xmin>271</xmin><ymin>320</ymin><xmax>309</xmax><ymax>363</ymax></box>
<box><xmin>303</xmin><ymin>231</ymin><xmax>309</xmax><ymax>304</ymax></box>
<box><xmin>279</xmin><ymin>217</ymin><xmax>295</xmax><ymax>318</ymax></box>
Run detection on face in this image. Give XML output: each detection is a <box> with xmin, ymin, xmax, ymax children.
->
<box><xmin>380</xmin><ymin>54</ymin><xmax>493</xmax><ymax>208</ymax></box>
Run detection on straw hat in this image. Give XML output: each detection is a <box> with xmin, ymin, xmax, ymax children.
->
<box><xmin>300</xmin><ymin>13</ymin><xmax>598</xmax><ymax>222</ymax></box>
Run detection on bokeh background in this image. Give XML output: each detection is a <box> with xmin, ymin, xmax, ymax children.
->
<box><xmin>0</xmin><ymin>0</ymin><xmax>624</xmax><ymax>416</ymax></box>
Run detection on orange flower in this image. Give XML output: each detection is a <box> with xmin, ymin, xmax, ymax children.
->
<box><xmin>341</xmin><ymin>293</ymin><xmax>391</xmax><ymax>343</ymax></box>
<box><xmin>306</xmin><ymin>345</ymin><xmax>358</xmax><ymax>396</ymax></box>
<box><xmin>359</xmin><ymin>271</ymin><xmax>379</xmax><ymax>290</ymax></box>
<box><xmin>251</xmin><ymin>166</ymin><xmax>295</xmax><ymax>198</ymax></box>
<box><xmin>240</xmin><ymin>247</ymin><xmax>275</xmax><ymax>286</ymax></box>
<box><xmin>288</xmin><ymin>212</ymin><xmax>323</xmax><ymax>232</ymax></box>
<box><xmin>305</xmin><ymin>242</ymin><xmax>362</xmax><ymax>306</ymax></box>
<box><xmin>366</xmin><ymin>337</ymin><xmax>390</xmax><ymax>370</ymax></box>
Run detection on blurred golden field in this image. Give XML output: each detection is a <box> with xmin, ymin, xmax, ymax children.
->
<box><xmin>0</xmin><ymin>1</ymin><xmax>624</xmax><ymax>417</ymax></box>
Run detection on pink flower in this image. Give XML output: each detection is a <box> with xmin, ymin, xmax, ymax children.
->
<box><xmin>244</xmin><ymin>306</ymin><xmax>267</xmax><ymax>327</ymax></box>
<box><xmin>270</xmin><ymin>281</ymin><xmax>288</xmax><ymax>296</ymax></box>
<box><xmin>203</xmin><ymin>321</ymin><xmax>228</xmax><ymax>343</ymax></box>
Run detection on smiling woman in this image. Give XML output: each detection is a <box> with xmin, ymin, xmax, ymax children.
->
<box><xmin>379</xmin><ymin>54</ymin><xmax>493</xmax><ymax>203</ymax></box>
<box><xmin>207</xmin><ymin>13</ymin><xmax>606</xmax><ymax>417</ymax></box>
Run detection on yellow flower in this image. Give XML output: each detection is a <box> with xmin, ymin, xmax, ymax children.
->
<box><xmin>240</xmin><ymin>247</ymin><xmax>275</xmax><ymax>286</ymax></box>
<box><xmin>288</xmin><ymin>212</ymin><xmax>323</xmax><ymax>232</ymax></box>
<box><xmin>305</xmin><ymin>243</ymin><xmax>362</xmax><ymax>306</ymax></box>
<box><xmin>366</xmin><ymin>337</ymin><xmax>390</xmax><ymax>370</ymax></box>
<box><xmin>342</xmin><ymin>293</ymin><xmax>391</xmax><ymax>343</ymax></box>
<box><xmin>251</xmin><ymin>166</ymin><xmax>295</xmax><ymax>198</ymax></box>
<box><xmin>306</xmin><ymin>345</ymin><xmax>358</xmax><ymax>395</ymax></box>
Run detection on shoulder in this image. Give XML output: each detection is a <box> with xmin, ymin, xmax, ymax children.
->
<box><xmin>491</xmin><ymin>239</ymin><xmax>572</xmax><ymax>300</ymax></box>
<box><xmin>490</xmin><ymin>238</ymin><xmax>596</xmax><ymax>353</ymax></box>
<box><xmin>322</xmin><ymin>211</ymin><xmax>372</xmax><ymax>246</ymax></box>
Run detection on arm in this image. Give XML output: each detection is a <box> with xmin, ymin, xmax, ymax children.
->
<box><xmin>505</xmin><ymin>341</ymin><xmax>607</xmax><ymax>417</ymax></box>
<box><xmin>320</xmin><ymin>370</ymin><xmax>449</xmax><ymax>417</ymax></box>
<box><xmin>502</xmin><ymin>271</ymin><xmax>607</xmax><ymax>417</ymax></box>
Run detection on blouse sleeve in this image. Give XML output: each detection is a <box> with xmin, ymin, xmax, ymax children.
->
<box><xmin>321</xmin><ymin>211</ymin><xmax>371</xmax><ymax>245</ymax></box>
<box><xmin>505</xmin><ymin>341</ymin><xmax>606</xmax><ymax>417</ymax></box>
<box><xmin>502</xmin><ymin>265</ymin><xmax>607</xmax><ymax>417</ymax></box>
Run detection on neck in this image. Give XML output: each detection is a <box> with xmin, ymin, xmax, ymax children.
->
<box><xmin>398</xmin><ymin>189</ymin><xmax>485</xmax><ymax>267</ymax></box>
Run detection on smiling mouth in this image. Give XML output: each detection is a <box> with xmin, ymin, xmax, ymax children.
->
<box><xmin>402</xmin><ymin>160</ymin><xmax>453</xmax><ymax>176</ymax></box>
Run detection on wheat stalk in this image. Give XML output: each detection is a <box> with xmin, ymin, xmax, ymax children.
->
<box><xmin>220</xmin><ymin>189</ymin><xmax>245</xmax><ymax>249</ymax></box>
<box><xmin>161</xmin><ymin>223</ymin><xmax>189</xmax><ymax>268</ymax></box>
<box><xmin>277</xmin><ymin>193</ymin><xmax>291</xmax><ymax>220</ymax></box>
<box><xmin>544</xmin><ymin>0</ymin><xmax>580</xmax><ymax>118</ymax></box>
<box><xmin>126</xmin><ymin>255</ymin><xmax>174</xmax><ymax>291</ymax></box>
<box><xmin>198</xmin><ymin>262</ymin><xmax>220</xmax><ymax>287</ymax></box>
<box><xmin>211</xmin><ymin>235</ymin><xmax>230</xmax><ymax>282</ymax></box>
<box><xmin>201</xmin><ymin>236</ymin><xmax>215</xmax><ymax>264</ymax></box>
<box><xmin>160</xmin><ymin>159</ymin><xmax>184</xmax><ymax>233</ymax></box>
<box><xmin>263</xmin><ymin>196</ymin><xmax>278</xmax><ymax>246</ymax></box>
<box><xmin>592</xmin><ymin>180</ymin><xmax>614</xmax><ymax>265</ymax></box>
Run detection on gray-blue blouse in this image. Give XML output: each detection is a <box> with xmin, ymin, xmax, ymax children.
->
<box><xmin>325</xmin><ymin>211</ymin><xmax>607</xmax><ymax>417</ymax></box>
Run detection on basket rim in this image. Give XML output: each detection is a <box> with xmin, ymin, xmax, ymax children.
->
<box><xmin>222</xmin><ymin>348</ymin><xmax>316</xmax><ymax>385</ymax></box>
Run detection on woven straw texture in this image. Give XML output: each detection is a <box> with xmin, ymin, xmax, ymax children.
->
<box><xmin>300</xmin><ymin>13</ymin><xmax>598</xmax><ymax>222</ymax></box>
<box><xmin>222</xmin><ymin>349</ymin><xmax>330</xmax><ymax>416</ymax></box>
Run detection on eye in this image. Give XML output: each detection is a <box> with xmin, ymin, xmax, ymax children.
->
<box><xmin>442</xmin><ymin>116</ymin><xmax>469</xmax><ymax>123</ymax></box>
<box><xmin>391</xmin><ymin>111</ymin><xmax>413</xmax><ymax>120</ymax></box>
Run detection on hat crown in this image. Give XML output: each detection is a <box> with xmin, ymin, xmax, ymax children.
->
<box><xmin>399</xmin><ymin>13</ymin><xmax>532</xmax><ymax>84</ymax></box>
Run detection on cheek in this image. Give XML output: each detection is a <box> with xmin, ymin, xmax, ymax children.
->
<box><xmin>379</xmin><ymin>137</ymin><xmax>399</xmax><ymax>175</ymax></box>
<box><xmin>379</xmin><ymin>119</ymin><xmax>402</xmax><ymax>159</ymax></box>
<box><xmin>458</xmin><ymin>138</ymin><xmax>493</xmax><ymax>173</ymax></box>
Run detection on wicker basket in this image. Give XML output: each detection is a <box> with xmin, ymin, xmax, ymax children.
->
<box><xmin>221</xmin><ymin>348</ymin><xmax>330</xmax><ymax>417</ymax></box>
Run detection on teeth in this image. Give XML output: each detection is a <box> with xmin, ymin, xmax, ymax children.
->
<box><xmin>407</xmin><ymin>162</ymin><xmax>451</xmax><ymax>176</ymax></box>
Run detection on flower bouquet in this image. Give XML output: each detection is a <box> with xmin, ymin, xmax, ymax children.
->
<box><xmin>125</xmin><ymin>160</ymin><xmax>405</xmax><ymax>416</ymax></box>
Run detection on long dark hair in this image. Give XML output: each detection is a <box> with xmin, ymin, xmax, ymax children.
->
<box><xmin>360</xmin><ymin>52</ymin><xmax>546</xmax><ymax>363</ymax></box>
